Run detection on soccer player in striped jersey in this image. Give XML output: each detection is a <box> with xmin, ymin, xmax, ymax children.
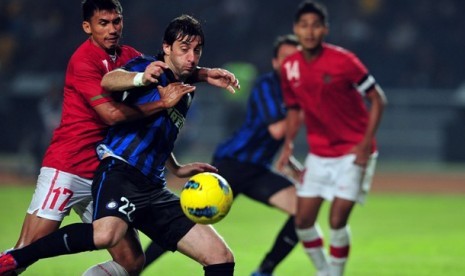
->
<box><xmin>0</xmin><ymin>14</ymin><xmax>235</xmax><ymax>276</ymax></box>
<box><xmin>210</xmin><ymin>34</ymin><xmax>302</xmax><ymax>276</ymax></box>
<box><xmin>276</xmin><ymin>1</ymin><xmax>387</xmax><ymax>276</ymax></box>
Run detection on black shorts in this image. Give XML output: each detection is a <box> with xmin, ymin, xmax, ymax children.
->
<box><xmin>92</xmin><ymin>157</ymin><xmax>195</xmax><ymax>251</ymax></box>
<box><xmin>213</xmin><ymin>158</ymin><xmax>294</xmax><ymax>205</ymax></box>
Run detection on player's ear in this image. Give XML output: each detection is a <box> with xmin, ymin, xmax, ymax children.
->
<box><xmin>324</xmin><ymin>25</ymin><xmax>329</xmax><ymax>36</ymax></box>
<box><xmin>162</xmin><ymin>42</ymin><xmax>171</xmax><ymax>56</ymax></box>
<box><xmin>82</xmin><ymin>21</ymin><xmax>92</xmax><ymax>35</ymax></box>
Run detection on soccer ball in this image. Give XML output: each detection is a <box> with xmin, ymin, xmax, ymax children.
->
<box><xmin>180</xmin><ymin>172</ymin><xmax>233</xmax><ymax>224</ymax></box>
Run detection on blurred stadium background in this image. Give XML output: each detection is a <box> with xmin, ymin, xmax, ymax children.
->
<box><xmin>1</xmin><ymin>0</ymin><xmax>465</xmax><ymax>178</ymax></box>
<box><xmin>1</xmin><ymin>1</ymin><xmax>465</xmax><ymax>275</ymax></box>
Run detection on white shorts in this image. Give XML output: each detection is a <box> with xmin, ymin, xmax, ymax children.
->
<box><xmin>27</xmin><ymin>167</ymin><xmax>94</xmax><ymax>223</ymax></box>
<box><xmin>298</xmin><ymin>152</ymin><xmax>378</xmax><ymax>204</ymax></box>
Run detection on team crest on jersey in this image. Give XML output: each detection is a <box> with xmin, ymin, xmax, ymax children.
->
<box><xmin>106</xmin><ymin>200</ymin><xmax>118</xmax><ymax>209</ymax></box>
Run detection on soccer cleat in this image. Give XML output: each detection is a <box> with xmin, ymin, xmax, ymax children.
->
<box><xmin>251</xmin><ymin>271</ymin><xmax>273</xmax><ymax>276</ymax></box>
<box><xmin>0</xmin><ymin>253</ymin><xmax>18</xmax><ymax>275</ymax></box>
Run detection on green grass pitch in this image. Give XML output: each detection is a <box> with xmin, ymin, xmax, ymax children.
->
<box><xmin>1</xmin><ymin>185</ymin><xmax>465</xmax><ymax>275</ymax></box>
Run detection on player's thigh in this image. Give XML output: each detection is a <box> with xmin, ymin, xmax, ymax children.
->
<box><xmin>239</xmin><ymin>166</ymin><xmax>295</xmax><ymax>206</ymax></box>
<box><xmin>268</xmin><ymin>185</ymin><xmax>297</xmax><ymax>215</ymax></box>
<box><xmin>213</xmin><ymin>159</ymin><xmax>262</xmax><ymax>197</ymax></box>
<box><xmin>177</xmin><ymin>224</ymin><xmax>234</xmax><ymax>266</ymax></box>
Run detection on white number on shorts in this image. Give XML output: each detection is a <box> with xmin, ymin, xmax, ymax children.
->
<box><xmin>118</xmin><ymin>197</ymin><xmax>136</xmax><ymax>222</ymax></box>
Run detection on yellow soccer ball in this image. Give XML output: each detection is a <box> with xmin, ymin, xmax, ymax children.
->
<box><xmin>180</xmin><ymin>172</ymin><xmax>233</xmax><ymax>224</ymax></box>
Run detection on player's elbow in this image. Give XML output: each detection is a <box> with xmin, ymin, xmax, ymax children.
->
<box><xmin>101</xmin><ymin>80</ymin><xmax>116</xmax><ymax>92</ymax></box>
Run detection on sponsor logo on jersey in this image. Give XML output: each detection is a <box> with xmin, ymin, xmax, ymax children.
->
<box><xmin>167</xmin><ymin>108</ymin><xmax>185</xmax><ymax>129</ymax></box>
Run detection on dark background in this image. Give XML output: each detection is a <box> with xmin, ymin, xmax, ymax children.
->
<box><xmin>1</xmin><ymin>0</ymin><xmax>464</xmax><ymax>175</ymax></box>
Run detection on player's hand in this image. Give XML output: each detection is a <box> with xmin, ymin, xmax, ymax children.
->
<box><xmin>349</xmin><ymin>141</ymin><xmax>371</xmax><ymax>167</ymax></box>
<box><xmin>204</xmin><ymin>68</ymin><xmax>240</xmax><ymax>94</ymax></box>
<box><xmin>281</xmin><ymin>164</ymin><xmax>304</xmax><ymax>183</ymax></box>
<box><xmin>173</xmin><ymin>162</ymin><xmax>218</xmax><ymax>178</ymax></box>
<box><xmin>276</xmin><ymin>143</ymin><xmax>293</xmax><ymax>172</ymax></box>
<box><xmin>157</xmin><ymin>82</ymin><xmax>195</xmax><ymax>108</ymax></box>
<box><xmin>142</xmin><ymin>61</ymin><xmax>169</xmax><ymax>85</ymax></box>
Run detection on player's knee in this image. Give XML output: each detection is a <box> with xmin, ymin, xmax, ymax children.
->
<box><xmin>93</xmin><ymin>230</ymin><xmax>123</xmax><ymax>249</ymax></box>
<box><xmin>93</xmin><ymin>219</ymin><xmax>128</xmax><ymax>248</ymax></box>
<box><xmin>203</xmin><ymin>245</ymin><xmax>234</xmax><ymax>265</ymax></box>
<box><xmin>295</xmin><ymin>215</ymin><xmax>313</xmax><ymax>229</ymax></box>
<box><xmin>329</xmin><ymin>215</ymin><xmax>348</xmax><ymax>229</ymax></box>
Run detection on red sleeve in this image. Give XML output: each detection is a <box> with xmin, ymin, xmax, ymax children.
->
<box><xmin>344</xmin><ymin>52</ymin><xmax>369</xmax><ymax>85</ymax></box>
<box><xmin>71</xmin><ymin>55</ymin><xmax>112</xmax><ymax>107</ymax></box>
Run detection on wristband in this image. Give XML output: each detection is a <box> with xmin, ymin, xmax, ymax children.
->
<box><xmin>133</xmin><ymin>72</ymin><xmax>144</xmax><ymax>87</ymax></box>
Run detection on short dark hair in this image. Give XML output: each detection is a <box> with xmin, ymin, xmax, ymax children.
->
<box><xmin>82</xmin><ymin>0</ymin><xmax>123</xmax><ymax>21</ymax></box>
<box><xmin>294</xmin><ymin>1</ymin><xmax>328</xmax><ymax>25</ymax></box>
<box><xmin>163</xmin><ymin>14</ymin><xmax>205</xmax><ymax>47</ymax></box>
<box><xmin>273</xmin><ymin>34</ymin><xmax>299</xmax><ymax>58</ymax></box>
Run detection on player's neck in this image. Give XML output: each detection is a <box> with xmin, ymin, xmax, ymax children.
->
<box><xmin>302</xmin><ymin>44</ymin><xmax>323</xmax><ymax>61</ymax></box>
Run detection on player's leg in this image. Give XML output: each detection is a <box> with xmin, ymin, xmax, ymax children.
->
<box><xmin>176</xmin><ymin>224</ymin><xmax>235</xmax><ymax>276</ymax></box>
<box><xmin>243</xmin><ymin>171</ymin><xmax>299</xmax><ymax>276</ymax></box>
<box><xmin>327</xmin><ymin>198</ymin><xmax>354</xmax><ymax>276</ymax></box>
<box><xmin>136</xmin><ymin>186</ymin><xmax>234</xmax><ymax>276</ymax></box>
<box><xmin>2</xmin><ymin>194</ymin><xmax>130</xmax><ymax>273</ymax></box>
<box><xmin>326</xmin><ymin>152</ymin><xmax>377</xmax><ymax>276</ymax></box>
<box><xmin>294</xmin><ymin>154</ymin><xmax>335</xmax><ymax>275</ymax></box>
<box><xmin>14</xmin><ymin>213</ymin><xmax>61</xmax><ymax>249</ymax></box>
<box><xmin>83</xmin><ymin>158</ymin><xmax>146</xmax><ymax>276</ymax></box>
<box><xmin>1</xmin><ymin>223</ymin><xmax>98</xmax><ymax>273</ymax></box>
<box><xmin>1</xmin><ymin>217</ymin><xmax>128</xmax><ymax>274</ymax></box>
<box><xmin>13</xmin><ymin>167</ymin><xmax>83</xmax><ymax>248</ymax></box>
<box><xmin>295</xmin><ymin>196</ymin><xmax>329</xmax><ymax>275</ymax></box>
<box><xmin>83</xmin><ymin>227</ymin><xmax>145</xmax><ymax>276</ymax></box>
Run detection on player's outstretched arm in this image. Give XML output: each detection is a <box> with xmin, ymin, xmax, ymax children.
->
<box><xmin>191</xmin><ymin>67</ymin><xmax>240</xmax><ymax>94</ymax></box>
<box><xmin>101</xmin><ymin>61</ymin><xmax>169</xmax><ymax>91</ymax></box>
<box><xmin>166</xmin><ymin>153</ymin><xmax>218</xmax><ymax>178</ymax></box>
<box><xmin>94</xmin><ymin>82</ymin><xmax>195</xmax><ymax>125</ymax></box>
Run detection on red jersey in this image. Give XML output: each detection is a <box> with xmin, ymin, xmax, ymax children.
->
<box><xmin>281</xmin><ymin>43</ymin><xmax>377</xmax><ymax>157</ymax></box>
<box><xmin>42</xmin><ymin>39</ymin><xmax>141</xmax><ymax>178</ymax></box>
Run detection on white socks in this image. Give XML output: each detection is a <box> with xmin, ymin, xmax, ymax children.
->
<box><xmin>297</xmin><ymin>225</ymin><xmax>351</xmax><ymax>276</ymax></box>
<box><xmin>329</xmin><ymin>226</ymin><xmax>350</xmax><ymax>276</ymax></box>
<box><xmin>296</xmin><ymin>225</ymin><xmax>330</xmax><ymax>274</ymax></box>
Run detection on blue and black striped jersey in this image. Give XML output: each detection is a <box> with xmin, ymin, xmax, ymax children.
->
<box><xmin>213</xmin><ymin>72</ymin><xmax>286</xmax><ymax>168</ymax></box>
<box><xmin>97</xmin><ymin>55</ymin><xmax>194</xmax><ymax>185</ymax></box>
